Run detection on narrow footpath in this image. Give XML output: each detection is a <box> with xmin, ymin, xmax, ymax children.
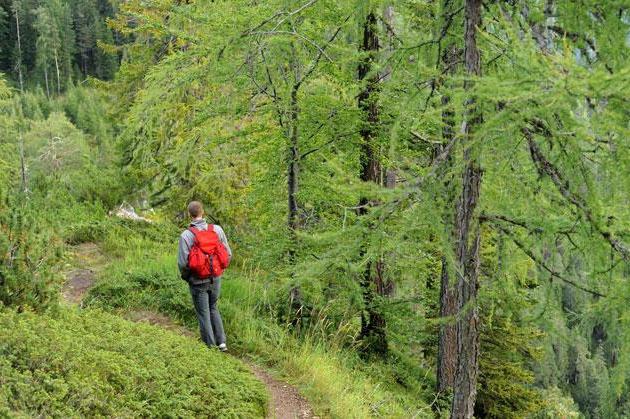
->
<box><xmin>62</xmin><ymin>242</ymin><xmax>316</xmax><ymax>419</ymax></box>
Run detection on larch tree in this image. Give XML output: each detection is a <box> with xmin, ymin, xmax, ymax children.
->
<box><xmin>435</xmin><ymin>0</ymin><xmax>463</xmax><ymax>395</ymax></box>
<box><xmin>10</xmin><ymin>0</ymin><xmax>24</xmax><ymax>93</ymax></box>
<box><xmin>356</xmin><ymin>7</ymin><xmax>387</xmax><ymax>355</ymax></box>
<box><xmin>450</xmin><ymin>0</ymin><xmax>482</xmax><ymax>417</ymax></box>
<box><xmin>33</xmin><ymin>5</ymin><xmax>60</xmax><ymax>97</ymax></box>
<box><xmin>50</xmin><ymin>0</ymin><xmax>75</xmax><ymax>89</ymax></box>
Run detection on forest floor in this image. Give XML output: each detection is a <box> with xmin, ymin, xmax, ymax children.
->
<box><xmin>62</xmin><ymin>242</ymin><xmax>315</xmax><ymax>419</ymax></box>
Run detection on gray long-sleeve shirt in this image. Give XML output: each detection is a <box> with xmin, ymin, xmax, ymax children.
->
<box><xmin>178</xmin><ymin>219</ymin><xmax>232</xmax><ymax>284</ymax></box>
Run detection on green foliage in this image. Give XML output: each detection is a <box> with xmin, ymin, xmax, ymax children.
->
<box><xmin>0</xmin><ymin>308</ymin><xmax>268</xmax><ymax>417</ymax></box>
<box><xmin>0</xmin><ymin>76</ymin><xmax>60</xmax><ymax>311</ymax></box>
<box><xmin>531</xmin><ymin>387</ymin><xmax>581</xmax><ymax>418</ymax></box>
<box><xmin>0</xmin><ymin>76</ymin><xmax>124</xmax><ymax>311</ymax></box>
<box><xmin>1</xmin><ymin>0</ymin><xmax>629</xmax><ymax>416</ymax></box>
<box><xmin>85</xmin><ymin>224</ymin><xmax>433</xmax><ymax>418</ymax></box>
<box><xmin>104</xmin><ymin>1</ymin><xmax>630</xmax><ymax>417</ymax></box>
<box><xmin>0</xmin><ymin>193</ymin><xmax>62</xmax><ymax>312</ymax></box>
<box><xmin>0</xmin><ymin>0</ymin><xmax>119</xmax><ymax>92</ymax></box>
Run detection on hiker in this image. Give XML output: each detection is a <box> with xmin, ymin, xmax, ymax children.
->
<box><xmin>178</xmin><ymin>201</ymin><xmax>232</xmax><ymax>351</ymax></box>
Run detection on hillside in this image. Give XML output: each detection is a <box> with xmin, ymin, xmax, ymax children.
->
<box><xmin>0</xmin><ymin>309</ymin><xmax>268</xmax><ymax>417</ymax></box>
<box><xmin>1</xmin><ymin>0</ymin><xmax>629</xmax><ymax>418</ymax></box>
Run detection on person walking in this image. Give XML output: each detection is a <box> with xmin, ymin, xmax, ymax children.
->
<box><xmin>178</xmin><ymin>201</ymin><xmax>232</xmax><ymax>351</ymax></box>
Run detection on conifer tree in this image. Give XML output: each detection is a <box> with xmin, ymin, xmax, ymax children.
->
<box><xmin>435</xmin><ymin>0</ymin><xmax>463</xmax><ymax>395</ymax></box>
<box><xmin>356</xmin><ymin>8</ymin><xmax>387</xmax><ymax>355</ymax></box>
<box><xmin>33</xmin><ymin>6</ymin><xmax>60</xmax><ymax>97</ymax></box>
<box><xmin>450</xmin><ymin>0</ymin><xmax>483</xmax><ymax>416</ymax></box>
<box><xmin>10</xmin><ymin>0</ymin><xmax>24</xmax><ymax>92</ymax></box>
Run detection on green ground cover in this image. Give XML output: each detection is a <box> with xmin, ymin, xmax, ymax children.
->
<box><xmin>0</xmin><ymin>308</ymin><xmax>268</xmax><ymax>418</ymax></box>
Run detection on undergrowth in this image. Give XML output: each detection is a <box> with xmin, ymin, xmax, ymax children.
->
<box><xmin>0</xmin><ymin>308</ymin><xmax>267</xmax><ymax>418</ymax></box>
<box><xmin>85</xmin><ymin>221</ymin><xmax>434</xmax><ymax>418</ymax></box>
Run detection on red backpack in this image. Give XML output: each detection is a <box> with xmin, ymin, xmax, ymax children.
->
<box><xmin>187</xmin><ymin>226</ymin><xmax>230</xmax><ymax>279</ymax></box>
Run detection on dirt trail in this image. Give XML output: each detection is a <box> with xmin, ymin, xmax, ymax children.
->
<box><xmin>248</xmin><ymin>363</ymin><xmax>316</xmax><ymax>419</ymax></box>
<box><xmin>62</xmin><ymin>242</ymin><xmax>105</xmax><ymax>305</ymax></box>
<box><xmin>62</xmin><ymin>242</ymin><xmax>316</xmax><ymax>419</ymax></box>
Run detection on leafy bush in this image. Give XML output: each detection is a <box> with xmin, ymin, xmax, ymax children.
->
<box><xmin>0</xmin><ymin>308</ymin><xmax>267</xmax><ymax>418</ymax></box>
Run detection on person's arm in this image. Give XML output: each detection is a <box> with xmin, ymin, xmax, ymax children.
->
<box><xmin>214</xmin><ymin>225</ymin><xmax>232</xmax><ymax>262</ymax></box>
<box><xmin>177</xmin><ymin>231</ymin><xmax>193</xmax><ymax>281</ymax></box>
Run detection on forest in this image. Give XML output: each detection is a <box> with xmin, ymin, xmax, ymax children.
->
<box><xmin>0</xmin><ymin>0</ymin><xmax>628</xmax><ymax>418</ymax></box>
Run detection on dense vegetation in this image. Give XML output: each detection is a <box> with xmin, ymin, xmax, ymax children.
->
<box><xmin>0</xmin><ymin>309</ymin><xmax>267</xmax><ymax>417</ymax></box>
<box><xmin>1</xmin><ymin>0</ymin><xmax>628</xmax><ymax>418</ymax></box>
<box><xmin>83</xmin><ymin>220</ymin><xmax>433</xmax><ymax>417</ymax></box>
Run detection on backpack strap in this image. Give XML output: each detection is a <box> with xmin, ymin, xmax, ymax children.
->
<box><xmin>188</xmin><ymin>226</ymin><xmax>206</xmax><ymax>255</ymax></box>
<box><xmin>188</xmin><ymin>226</ymin><xmax>213</xmax><ymax>247</ymax></box>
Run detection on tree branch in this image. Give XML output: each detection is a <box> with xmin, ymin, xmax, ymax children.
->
<box><xmin>490</xmin><ymin>223</ymin><xmax>607</xmax><ymax>298</ymax></box>
<box><xmin>524</xmin><ymin>124</ymin><xmax>630</xmax><ymax>262</ymax></box>
<box><xmin>296</xmin><ymin>14</ymin><xmax>351</xmax><ymax>89</ymax></box>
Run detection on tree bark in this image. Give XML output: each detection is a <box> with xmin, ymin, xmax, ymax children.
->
<box><xmin>286</xmin><ymin>45</ymin><xmax>303</xmax><ymax>327</ymax></box>
<box><xmin>358</xmin><ymin>12</ymin><xmax>381</xmax><ymax>185</ymax></box>
<box><xmin>382</xmin><ymin>5</ymin><xmax>397</xmax><ymax>196</ymax></box>
<box><xmin>437</xmin><ymin>257</ymin><xmax>457</xmax><ymax>392</ymax></box>
<box><xmin>288</xmin><ymin>84</ymin><xmax>300</xmax><ymax>233</ymax></box>
<box><xmin>357</xmin><ymin>11</ymin><xmax>387</xmax><ymax>355</ymax></box>
<box><xmin>436</xmin><ymin>40</ymin><xmax>460</xmax><ymax>395</ymax></box>
<box><xmin>451</xmin><ymin>0</ymin><xmax>483</xmax><ymax>418</ymax></box>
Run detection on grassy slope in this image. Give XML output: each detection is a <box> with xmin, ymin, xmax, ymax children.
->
<box><xmin>86</xmin><ymin>220</ymin><xmax>433</xmax><ymax>418</ymax></box>
<box><xmin>0</xmin><ymin>308</ymin><xmax>267</xmax><ymax>418</ymax></box>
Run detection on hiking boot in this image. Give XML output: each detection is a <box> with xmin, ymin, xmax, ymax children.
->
<box><xmin>218</xmin><ymin>343</ymin><xmax>227</xmax><ymax>352</ymax></box>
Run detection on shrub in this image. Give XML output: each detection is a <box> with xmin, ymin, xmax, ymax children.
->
<box><xmin>0</xmin><ymin>195</ymin><xmax>61</xmax><ymax>312</ymax></box>
<box><xmin>0</xmin><ymin>308</ymin><xmax>268</xmax><ymax>418</ymax></box>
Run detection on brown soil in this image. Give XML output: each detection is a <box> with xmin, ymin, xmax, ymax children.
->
<box><xmin>62</xmin><ymin>242</ymin><xmax>317</xmax><ymax>419</ymax></box>
<box><xmin>247</xmin><ymin>364</ymin><xmax>317</xmax><ymax>419</ymax></box>
<box><xmin>62</xmin><ymin>242</ymin><xmax>105</xmax><ymax>305</ymax></box>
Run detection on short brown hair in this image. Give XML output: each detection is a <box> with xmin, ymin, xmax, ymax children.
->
<box><xmin>187</xmin><ymin>201</ymin><xmax>204</xmax><ymax>218</ymax></box>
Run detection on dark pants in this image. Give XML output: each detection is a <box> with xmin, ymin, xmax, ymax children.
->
<box><xmin>189</xmin><ymin>279</ymin><xmax>226</xmax><ymax>347</ymax></box>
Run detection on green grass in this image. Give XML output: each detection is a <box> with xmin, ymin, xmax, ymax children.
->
<box><xmin>0</xmin><ymin>308</ymin><xmax>268</xmax><ymax>418</ymax></box>
<box><xmin>85</xmin><ymin>223</ymin><xmax>434</xmax><ymax>418</ymax></box>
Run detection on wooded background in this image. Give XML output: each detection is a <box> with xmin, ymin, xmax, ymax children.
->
<box><xmin>1</xmin><ymin>0</ymin><xmax>629</xmax><ymax>417</ymax></box>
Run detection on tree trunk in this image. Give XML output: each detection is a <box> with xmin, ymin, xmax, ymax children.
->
<box><xmin>357</xmin><ymin>11</ymin><xmax>387</xmax><ymax>355</ymax></box>
<box><xmin>382</xmin><ymin>5</ymin><xmax>397</xmax><ymax>198</ymax></box>
<box><xmin>44</xmin><ymin>66</ymin><xmax>50</xmax><ymax>98</ymax></box>
<box><xmin>437</xmin><ymin>257</ymin><xmax>457</xmax><ymax>393</ymax></box>
<box><xmin>13</xmin><ymin>3</ymin><xmax>24</xmax><ymax>93</ymax></box>
<box><xmin>54</xmin><ymin>49</ymin><xmax>61</xmax><ymax>95</ymax></box>
<box><xmin>358</xmin><ymin>11</ymin><xmax>380</xmax><ymax>185</ymax></box>
<box><xmin>287</xmin><ymin>84</ymin><xmax>300</xmax><ymax>233</ymax></box>
<box><xmin>436</xmin><ymin>40</ymin><xmax>460</xmax><ymax>395</ymax></box>
<box><xmin>451</xmin><ymin>0</ymin><xmax>483</xmax><ymax>418</ymax></box>
<box><xmin>286</xmin><ymin>44</ymin><xmax>303</xmax><ymax>327</ymax></box>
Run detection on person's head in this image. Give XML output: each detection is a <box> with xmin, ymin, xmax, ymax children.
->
<box><xmin>187</xmin><ymin>201</ymin><xmax>204</xmax><ymax>219</ymax></box>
